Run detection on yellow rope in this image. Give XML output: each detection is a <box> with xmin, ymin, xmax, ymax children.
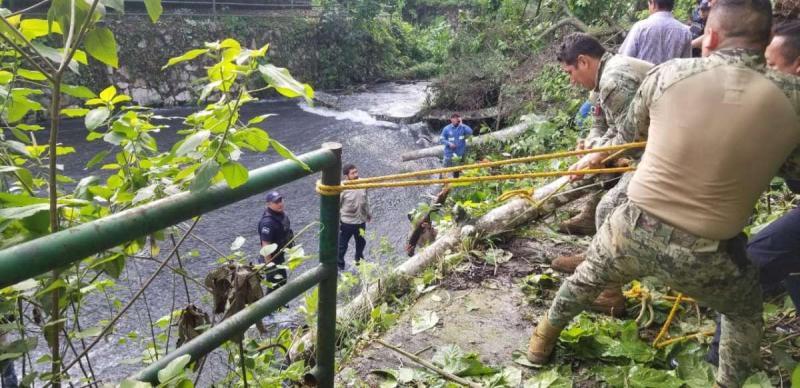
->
<box><xmin>653</xmin><ymin>293</ymin><xmax>683</xmax><ymax>347</ymax></box>
<box><xmin>654</xmin><ymin>331</ymin><xmax>715</xmax><ymax>349</ymax></box>
<box><xmin>345</xmin><ymin>141</ymin><xmax>646</xmax><ymax>185</ymax></box>
<box><xmin>316</xmin><ymin>166</ymin><xmax>635</xmax><ymax>195</ymax></box>
<box><xmin>497</xmin><ymin>189</ymin><xmax>535</xmax><ymax>202</ymax></box>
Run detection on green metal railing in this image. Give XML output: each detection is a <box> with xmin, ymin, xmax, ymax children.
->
<box><xmin>0</xmin><ymin>143</ymin><xmax>342</xmax><ymax>387</ymax></box>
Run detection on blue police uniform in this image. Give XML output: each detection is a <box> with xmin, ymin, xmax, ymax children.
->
<box><xmin>258</xmin><ymin>208</ymin><xmax>293</xmax><ymax>292</ymax></box>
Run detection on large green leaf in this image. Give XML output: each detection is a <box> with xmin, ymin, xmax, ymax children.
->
<box><xmin>221</xmin><ymin>161</ymin><xmax>248</xmax><ymax>189</ymax></box>
<box><xmin>85</xmin><ymin>107</ymin><xmax>110</xmax><ymax>130</ymax></box>
<box><xmin>19</xmin><ymin>18</ymin><xmax>62</xmax><ymax>40</ymax></box>
<box><xmin>143</xmin><ymin>0</ymin><xmax>162</xmax><ymax>23</ymax></box>
<box><xmin>157</xmin><ymin>354</ymin><xmax>191</xmax><ymax>383</ymax></box>
<box><xmin>524</xmin><ymin>367</ymin><xmax>572</xmax><ymax>388</ymax></box>
<box><xmin>62</xmin><ymin>84</ymin><xmax>97</xmax><ymax>99</ymax></box>
<box><xmin>162</xmin><ymin>48</ymin><xmax>208</xmax><ymax>69</ymax></box>
<box><xmin>84</xmin><ymin>27</ymin><xmax>118</xmax><ymax>68</ymax></box>
<box><xmin>237</xmin><ymin>127</ymin><xmax>270</xmax><ymax>152</ymax></box>
<box><xmin>258</xmin><ymin>64</ymin><xmax>314</xmax><ymax>103</ymax></box>
<box><xmin>742</xmin><ymin>372</ymin><xmax>773</xmax><ymax>388</ymax></box>
<box><xmin>175</xmin><ymin>130</ymin><xmax>209</xmax><ymax>157</ymax></box>
<box><xmin>0</xmin><ymin>203</ymin><xmax>50</xmax><ymax>220</ymax></box>
<box><xmin>270</xmin><ymin>139</ymin><xmax>310</xmax><ymax>171</ymax></box>
<box><xmin>189</xmin><ymin>160</ymin><xmax>219</xmax><ymax>192</ymax></box>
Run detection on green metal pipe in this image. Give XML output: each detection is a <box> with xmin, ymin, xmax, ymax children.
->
<box><xmin>0</xmin><ymin>148</ymin><xmax>337</xmax><ymax>288</ymax></box>
<box><xmin>132</xmin><ymin>264</ymin><xmax>331</xmax><ymax>383</ymax></box>
<box><xmin>305</xmin><ymin>142</ymin><xmax>341</xmax><ymax>388</ymax></box>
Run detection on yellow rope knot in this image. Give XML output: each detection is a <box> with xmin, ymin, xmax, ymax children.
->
<box><xmin>315</xmin><ymin>180</ymin><xmax>343</xmax><ymax>196</ymax></box>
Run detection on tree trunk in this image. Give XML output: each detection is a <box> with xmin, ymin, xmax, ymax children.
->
<box><xmin>289</xmin><ymin>176</ymin><xmax>599</xmax><ymax>362</ymax></box>
<box><xmin>400</xmin><ymin>115</ymin><xmax>541</xmax><ymax>162</ymax></box>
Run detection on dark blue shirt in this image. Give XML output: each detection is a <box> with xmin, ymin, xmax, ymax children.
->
<box><xmin>258</xmin><ymin>208</ymin><xmax>292</xmax><ymax>264</ymax></box>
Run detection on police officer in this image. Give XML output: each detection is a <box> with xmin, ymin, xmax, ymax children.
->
<box><xmin>258</xmin><ymin>191</ymin><xmax>294</xmax><ymax>293</ymax></box>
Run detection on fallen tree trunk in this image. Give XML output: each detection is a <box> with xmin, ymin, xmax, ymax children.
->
<box><xmin>289</xmin><ymin>175</ymin><xmax>599</xmax><ymax>362</ymax></box>
<box><xmin>400</xmin><ymin>115</ymin><xmax>542</xmax><ymax>162</ymax></box>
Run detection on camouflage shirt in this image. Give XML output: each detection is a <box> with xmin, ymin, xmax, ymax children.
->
<box><xmin>616</xmin><ymin>48</ymin><xmax>800</xmax><ymax>180</ymax></box>
<box><xmin>586</xmin><ymin>52</ymin><xmax>653</xmax><ymax>148</ymax></box>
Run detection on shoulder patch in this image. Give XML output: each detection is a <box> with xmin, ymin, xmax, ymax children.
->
<box><xmin>261</xmin><ymin>226</ymin><xmax>270</xmax><ymax>235</ymax></box>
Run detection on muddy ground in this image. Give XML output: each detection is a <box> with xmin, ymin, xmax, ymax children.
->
<box><xmin>338</xmin><ymin>231</ymin><xmax>588</xmax><ymax>386</ymax></box>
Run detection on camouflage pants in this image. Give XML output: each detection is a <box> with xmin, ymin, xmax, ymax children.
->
<box><xmin>547</xmin><ymin>200</ymin><xmax>763</xmax><ymax>388</ymax></box>
<box><xmin>595</xmin><ymin>172</ymin><xmax>634</xmax><ymax>231</ymax></box>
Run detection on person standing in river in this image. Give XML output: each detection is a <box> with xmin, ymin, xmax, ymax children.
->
<box><xmin>440</xmin><ymin>113</ymin><xmax>473</xmax><ymax>178</ymax></box>
<box><xmin>258</xmin><ymin>191</ymin><xmax>293</xmax><ymax>292</ymax></box>
<box><xmin>338</xmin><ymin>164</ymin><xmax>372</xmax><ymax>270</ymax></box>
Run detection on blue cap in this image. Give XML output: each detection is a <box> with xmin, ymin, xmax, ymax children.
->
<box><xmin>265</xmin><ymin>191</ymin><xmax>282</xmax><ymax>203</ymax></box>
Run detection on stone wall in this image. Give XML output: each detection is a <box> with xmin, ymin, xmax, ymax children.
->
<box><xmin>81</xmin><ymin>12</ymin><xmax>316</xmax><ymax>106</ymax></box>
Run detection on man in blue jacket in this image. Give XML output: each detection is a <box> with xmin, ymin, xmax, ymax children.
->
<box><xmin>440</xmin><ymin>113</ymin><xmax>473</xmax><ymax>178</ymax></box>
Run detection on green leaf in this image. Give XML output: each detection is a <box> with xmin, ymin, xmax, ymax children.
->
<box><xmin>62</xmin><ymin>84</ymin><xmax>97</xmax><ymax>99</ymax></box>
<box><xmin>17</xmin><ymin>69</ymin><xmax>47</xmax><ymax>81</ymax></box>
<box><xmin>524</xmin><ymin>367</ymin><xmax>572</xmax><ymax>388</ymax></box>
<box><xmin>0</xmin><ymin>71</ymin><xmax>12</xmax><ymax>84</ymax></box>
<box><xmin>19</xmin><ymin>18</ymin><xmax>61</xmax><ymax>40</ymax></box>
<box><xmin>73</xmin><ymin>326</ymin><xmax>103</xmax><ymax>339</ymax></box>
<box><xmin>258</xmin><ymin>64</ymin><xmax>314</xmax><ymax>103</ymax></box>
<box><xmin>743</xmin><ymin>372</ymin><xmax>773</xmax><ymax>388</ymax></box>
<box><xmin>162</xmin><ymin>48</ymin><xmax>208</xmax><ymax>69</ymax></box>
<box><xmin>85</xmin><ymin>27</ymin><xmax>119</xmax><ymax>68</ymax></box>
<box><xmin>411</xmin><ymin>310</ymin><xmax>438</xmax><ymax>334</ymax></box>
<box><xmin>61</xmin><ymin>108</ymin><xmax>89</xmax><ymax>117</ymax></box>
<box><xmin>101</xmin><ymin>0</ymin><xmax>124</xmax><ymax>13</ymax></box>
<box><xmin>189</xmin><ymin>160</ymin><xmax>219</xmax><ymax>192</ymax></box>
<box><xmin>99</xmin><ymin>85</ymin><xmax>117</xmax><ymax>102</ymax></box>
<box><xmin>175</xmin><ymin>130</ymin><xmax>209</xmax><ymax>156</ymax></box>
<box><xmin>16</xmin><ymin>123</ymin><xmax>43</xmax><ymax>131</ymax></box>
<box><xmin>270</xmin><ymin>139</ymin><xmax>309</xmax><ymax>170</ymax></box>
<box><xmin>86</xmin><ymin>150</ymin><xmax>110</xmax><ymax>168</ymax></box>
<box><xmin>0</xmin><ymin>203</ymin><xmax>50</xmax><ymax>220</ymax></box>
<box><xmin>259</xmin><ymin>243</ymin><xmax>277</xmax><ymax>257</ymax></box>
<box><xmin>143</xmin><ymin>0</ymin><xmax>162</xmax><ymax>23</ymax></box>
<box><xmin>675</xmin><ymin>345</ymin><xmax>715</xmax><ymax>388</ymax></box>
<box><xmin>31</xmin><ymin>43</ymin><xmax>79</xmax><ymax>73</ymax></box>
<box><xmin>85</xmin><ymin>107</ymin><xmax>110</xmax><ymax>130</ymax></box>
<box><xmin>369</xmin><ymin>369</ymin><xmax>398</xmax><ymax>388</ymax></box>
<box><xmin>157</xmin><ymin>354</ymin><xmax>191</xmax><ymax>383</ymax></box>
<box><xmin>221</xmin><ymin>161</ymin><xmax>248</xmax><ymax>188</ymax></box>
<box><xmin>239</xmin><ymin>127</ymin><xmax>270</xmax><ymax>152</ymax></box>
<box><xmin>119</xmin><ymin>380</ymin><xmax>152</xmax><ymax>388</ymax></box>
<box><xmin>247</xmin><ymin>114</ymin><xmax>276</xmax><ymax>125</ymax></box>
<box><xmin>792</xmin><ymin>363</ymin><xmax>800</xmax><ymax>388</ymax></box>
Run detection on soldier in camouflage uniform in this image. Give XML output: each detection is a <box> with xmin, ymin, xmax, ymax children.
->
<box><xmin>529</xmin><ymin>1</ymin><xmax>800</xmax><ymax>387</ymax></box>
<box><xmin>551</xmin><ymin>34</ymin><xmax>652</xmax><ymax>302</ymax></box>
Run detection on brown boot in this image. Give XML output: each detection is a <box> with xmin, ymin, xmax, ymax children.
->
<box><xmin>557</xmin><ymin>194</ymin><xmax>601</xmax><ymax>236</ymax></box>
<box><xmin>526</xmin><ymin>316</ymin><xmax>563</xmax><ymax>364</ymax></box>
<box><xmin>590</xmin><ymin>288</ymin><xmax>626</xmax><ymax>317</ymax></box>
<box><xmin>551</xmin><ymin>252</ymin><xmax>585</xmax><ymax>274</ymax></box>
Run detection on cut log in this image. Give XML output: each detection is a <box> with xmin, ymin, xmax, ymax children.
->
<box><xmin>400</xmin><ymin>114</ymin><xmax>543</xmax><ymax>162</ymax></box>
<box><xmin>405</xmin><ymin>187</ymin><xmax>450</xmax><ymax>256</ymax></box>
<box><xmin>288</xmin><ymin>175</ymin><xmax>599</xmax><ymax>362</ymax></box>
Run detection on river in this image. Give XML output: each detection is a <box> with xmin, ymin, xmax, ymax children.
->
<box><xmin>16</xmin><ymin>82</ymin><xmax>439</xmax><ymax>384</ymax></box>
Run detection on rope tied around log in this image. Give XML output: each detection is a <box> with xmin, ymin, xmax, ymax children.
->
<box><xmin>315</xmin><ymin>142</ymin><xmax>645</xmax><ymax>195</ymax></box>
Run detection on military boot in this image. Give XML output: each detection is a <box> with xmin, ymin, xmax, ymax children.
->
<box><xmin>526</xmin><ymin>316</ymin><xmax>563</xmax><ymax>364</ymax></box>
<box><xmin>551</xmin><ymin>252</ymin><xmax>586</xmax><ymax>274</ymax></box>
<box><xmin>557</xmin><ymin>194</ymin><xmax>601</xmax><ymax>236</ymax></box>
<box><xmin>590</xmin><ymin>288</ymin><xmax>626</xmax><ymax>317</ymax></box>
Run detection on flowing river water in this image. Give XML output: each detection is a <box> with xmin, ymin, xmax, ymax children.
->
<box><xmin>17</xmin><ymin>82</ymin><xmax>440</xmax><ymax>384</ymax></box>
